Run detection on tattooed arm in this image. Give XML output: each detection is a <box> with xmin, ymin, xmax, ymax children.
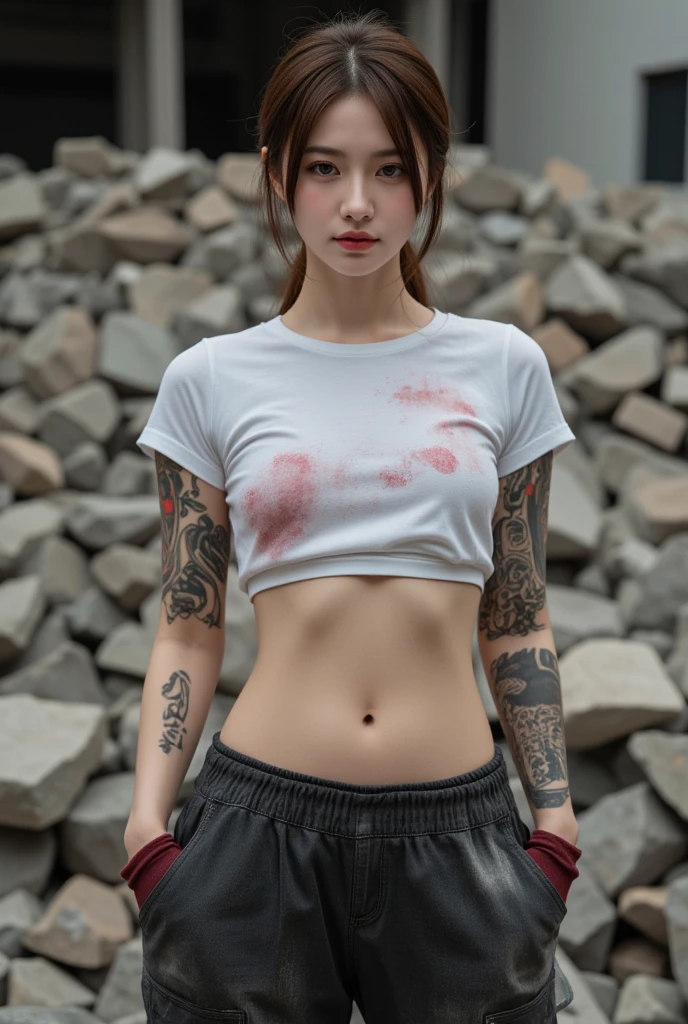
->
<box><xmin>155</xmin><ymin>452</ymin><xmax>230</xmax><ymax>636</ymax></box>
<box><xmin>477</xmin><ymin>451</ymin><xmax>578</xmax><ymax>843</ymax></box>
<box><xmin>124</xmin><ymin>454</ymin><xmax>231</xmax><ymax>856</ymax></box>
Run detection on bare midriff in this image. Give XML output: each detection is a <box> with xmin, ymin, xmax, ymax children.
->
<box><xmin>218</xmin><ymin>574</ymin><xmax>496</xmax><ymax>785</ymax></box>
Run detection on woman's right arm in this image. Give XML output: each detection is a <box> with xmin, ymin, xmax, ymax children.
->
<box><xmin>123</xmin><ymin>451</ymin><xmax>231</xmax><ymax>859</ymax></box>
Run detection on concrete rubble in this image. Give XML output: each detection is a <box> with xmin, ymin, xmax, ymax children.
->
<box><xmin>0</xmin><ymin>135</ymin><xmax>687</xmax><ymax>1021</ymax></box>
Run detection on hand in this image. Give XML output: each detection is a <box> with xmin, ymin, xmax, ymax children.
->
<box><xmin>532</xmin><ymin>813</ymin><xmax>579</xmax><ymax>847</ymax></box>
<box><xmin>124</xmin><ymin>823</ymin><xmax>169</xmax><ymax>861</ymax></box>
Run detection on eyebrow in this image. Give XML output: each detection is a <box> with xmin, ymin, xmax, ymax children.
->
<box><xmin>303</xmin><ymin>146</ymin><xmax>401</xmax><ymax>157</ymax></box>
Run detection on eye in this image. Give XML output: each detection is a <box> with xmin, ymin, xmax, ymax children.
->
<box><xmin>306</xmin><ymin>162</ymin><xmax>406</xmax><ymax>179</ymax></box>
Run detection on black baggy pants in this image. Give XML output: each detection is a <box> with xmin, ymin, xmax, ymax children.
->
<box><xmin>140</xmin><ymin>730</ymin><xmax>574</xmax><ymax>1023</ymax></box>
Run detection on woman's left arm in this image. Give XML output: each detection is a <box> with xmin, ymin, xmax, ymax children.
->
<box><xmin>477</xmin><ymin>450</ymin><xmax>578</xmax><ymax>846</ymax></box>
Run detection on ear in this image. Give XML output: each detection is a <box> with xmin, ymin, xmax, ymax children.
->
<box><xmin>262</xmin><ymin>147</ymin><xmax>285</xmax><ymax>203</ymax></box>
<box><xmin>269</xmin><ymin>176</ymin><xmax>285</xmax><ymax>203</ymax></box>
<box><xmin>426</xmin><ymin>167</ymin><xmax>441</xmax><ymax>203</ymax></box>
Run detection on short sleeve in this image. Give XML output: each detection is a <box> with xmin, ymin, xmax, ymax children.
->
<box><xmin>136</xmin><ymin>338</ymin><xmax>225</xmax><ymax>491</ymax></box>
<box><xmin>496</xmin><ymin>324</ymin><xmax>576</xmax><ymax>478</ymax></box>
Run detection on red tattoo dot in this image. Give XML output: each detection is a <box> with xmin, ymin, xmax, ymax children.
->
<box><xmin>525</xmin><ymin>483</ymin><xmax>534</xmax><ymax>495</ymax></box>
<box><xmin>162</xmin><ymin>499</ymin><xmax>174</xmax><ymax>514</ymax></box>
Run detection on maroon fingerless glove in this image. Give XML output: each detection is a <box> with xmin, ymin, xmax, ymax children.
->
<box><xmin>525</xmin><ymin>829</ymin><xmax>582</xmax><ymax>905</ymax></box>
<box><xmin>120</xmin><ymin>834</ymin><xmax>183</xmax><ymax>911</ymax></box>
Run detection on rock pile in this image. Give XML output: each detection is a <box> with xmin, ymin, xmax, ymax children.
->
<box><xmin>0</xmin><ymin>135</ymin><xmax>688</xmax><ymax>1021</ymax></box>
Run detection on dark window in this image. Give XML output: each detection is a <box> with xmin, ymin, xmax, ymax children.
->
<box><xmin>642</xmin><ymin>68</ymin><xmax>687</xmax><ymax>184</ymax></box>
<box><xmin>183</xmin><ymin>0</ymin><xmax>407</xmax><ymax>160</ymax></box>
<box><xmin>0</xmin><ymin>0</ymin><xmax>116</xmax><ymax>172</ymax></box>
<box><xmin>449</xmin><ymin>0</ymin><xmax>490</xmax><ymax>145</ymax></box>
<box><xmin>0</xmin><ymin>64</ymin><xmax>116</xmax><ymax>172</ymax></box>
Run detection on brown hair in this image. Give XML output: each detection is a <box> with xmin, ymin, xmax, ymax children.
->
<box><xmin>255</xmin><ymin>9</ymin><xmax>452</xmax><ymax>316</ymax></box>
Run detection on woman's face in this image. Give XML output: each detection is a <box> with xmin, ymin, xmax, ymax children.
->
<box><xmin>265</xmin><ymin>94</ymin><xmax>433</xmax><ymax>279</ymax></box>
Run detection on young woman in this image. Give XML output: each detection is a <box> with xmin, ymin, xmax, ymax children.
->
<box><xmin>121</xmin><ymin>11</ymin><xmax>582</xmax><ymax>1023</ymax></box>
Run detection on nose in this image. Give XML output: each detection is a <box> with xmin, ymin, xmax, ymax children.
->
<box><xmin>340</xmin><ymin>174</ymin><xmax>375</xmax><ymax>218</ymax></box>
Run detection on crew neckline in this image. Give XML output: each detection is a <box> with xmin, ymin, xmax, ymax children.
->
<box><xmin>264</xmin><ymin>307</ymin><xmax>450</xmax><ymax>357</ymax></box>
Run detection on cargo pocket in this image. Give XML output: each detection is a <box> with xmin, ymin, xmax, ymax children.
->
<box><xmin>142</xmin><ymin>962</ymin><xmax>247</xmax><ymax>1021</ymax></box>
<box><xmin>484</xmin><ymin>964</ymin><xmax>556</xmax><ymax>1023</ymax></box>
<box><xmin>138</xmin><ymin>792</ymin><xmax>216</xmax><ymax>924</ymax></box>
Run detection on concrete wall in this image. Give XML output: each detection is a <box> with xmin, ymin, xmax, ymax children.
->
<box><xmin>488</xmin><ymin>0</ymin><xmax>688</xmax><ymax>188</ymax></box>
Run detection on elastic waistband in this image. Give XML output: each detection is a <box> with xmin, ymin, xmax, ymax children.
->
<box><xmin>194</xmin><ymin>732</ymin><xmax>518</xmax><ymax>838</ymax></box>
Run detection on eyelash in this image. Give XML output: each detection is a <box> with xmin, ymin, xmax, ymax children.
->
<box><xmin>306</xmin><ymin>162</ymin><xmax>406</xmax><ymax>179</ymax></box>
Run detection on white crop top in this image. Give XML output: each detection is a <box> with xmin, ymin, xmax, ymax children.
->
<box><xmin>136</xmin><ymin>308</ymin><xmax>576</xmax><ymax>602</ymax></box>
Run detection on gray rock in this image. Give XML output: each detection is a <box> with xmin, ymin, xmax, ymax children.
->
<box><xmin>0</xmin><ymin>575</ymin><xmax>46</xmax><ymax>664</ymax></box>
<box><xmin>10</xmin><ymin>605</ymin><xmax>72</xmax><ymax>670</ymax></box>
<box><xmin>19</xmin><ymin>305</ymin><xmax>97</xmax><ymax>400</ymax></box>
<box><xmin>171</xmin><ymin>281</ymin><xmax>245</xmax><ymax>352</ymax></box>
<box><xmin>576</xmin><ymin>782</ymin><xmax>688</xmax><ymax>899</ymax></box>
<box><xmin>558</xmin><ymin>325</ymin><xmax>664</xmax><ymax>415</ymax></box>
<box><xmin>548</xmin><ymin>459</ymin><xmax>603</xmax><ymax>560</ymax></box>
<box><xmin>630</xmin><ymin>534</ymin><xmax>688</xmax><ymax>633</ymax></box>
<box><xmin>0</xmin><ymin>385</ymin><xmax>41</xmax><ymax>434</ymax></box>
<box><xmin>133</xmin><ymin>146</ymin><xmax>195</xmax><ymax>200</ymax></box>
<box><xmin>550</xmin><ymin>945</ymin><xmax>611</xmax><ymax>1023</ymax></box>
<box><xmin>89</xmin><ymin>543</ymin><xmax>159</xmax><ymax>612</ymax></box>
<box><xmin>94</xmin><ymin>621</ymin><xmax>155</xmax><ymax>679</ymax></box>
<box><xmin>544</xmin><ymin>254</ymin><xmax>627</xmax><ymax>342</ymax></box>
<box><xmin>479</xmin><ymin>210</ymin><xmax>530</xmax><ymax>247</ymax></box>
<box><xmin>0</xmin><ymin>499</ymin><xmax>65</xmax><ymax>579</ymax></box>
<box><xmin>546</xmin><ymin>583</ymin><xmax>623</xmax><ymax>654</ymax></box>
<box><xmin>0</xmin><ymin>640</ymin><xmax>107</xmax><ymax>705</ymax></box>
<box><xmin>560</xmin><ymin>635</ymin><xmax>685</xmax><ymax>748</ymax></box>
<box><xmin>0</xmin><ymin>695</ymin><xmax>107</xmax><ymax>829</ymax></box>
<box><xmin>63</xmin><ymin>441</ymin><xmax>107</xmax><ymax>491</ymax></box>
<box><xmin>91</xmin><ymin>935</ymin><xmax>145</xmax><ymax>1021</ymax></box>
<box><xmin>619</xmin><ymin>238</ymin><xmax>688</xmax><ymax>309</ymax></box>
<box><xmin>578</xmin><ymin>217</ymin><xmax>642</xmax><ymax>271</ymax></box>
<box><xmin>557</xmin><ymin>862</ymin><xmax>617</xmax><ymax>973</ymax></box>
<box><xmin>0</xmin><ymin>888</ymin><xmax>44</xmax><ymax>959</ymax></box>
<box><xmin>55</xmin><ymin>136</ymin><xmax>114</xmax><ymax>179</ymax></box>
<box><xmin>0</xmin><ymin>270</ymin><xmax>43</xmax><ymax>331</ymax></box>
<box><xmin>8</xmin><ymin>955</ymin><xmax>96</xmax><ymax>1009</ymax></box>
<box><xmin>612</xmin><ymin>271</ymin><xmax>688</xmax><ymax>335</ymax></box>
<box><xmin>665</xmin><ymin>875</ymin><xmax>688</xmax><ymax>1003</ymax></box>
<box><xmin>0</xmin><ymin>826</ymin><xmax>56</xmax><ymax>903</ymax></box>
<box><xmin>0</xmin><ymin>1007</ymin><xmax>100</xmax><ymax>1023</ymax></box>
<box><xmin>0</xmin><ymin>173</ymin><xmax>46</xmax><ymax>243</ymax></box>
<box><xmin>66</xmin><ymin>587</ymin><xmax>129</xmax><ymax>646</ymax></box>
<box><xmin>626</xmin><ymin>731</ymin><xmax>688</xmax><ymax>823</ymax></box>
<box><xmin>65</xmin><ymin>495</ymin><xmax>159</xmax><ymax>550</ymax></box>
<box><xmin>612</xmin><ymin>973</ymin><xmax>687</xmax><ymax>1024</ymax></box>
<box><xmin>18</xmin><ymin>534</ymin><xmax>92</xmax><ymax>605</ymax></box>
<box><xmin>97</xmin><ymin>310</ymin><xmax>179</xmax><ymax>395</ymax></box>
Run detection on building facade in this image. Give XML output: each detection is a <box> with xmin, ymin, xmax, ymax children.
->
<box><xmin>1</xmin><ymin>0</ymin><xmax>686</xmax><ymax>189</ymax></box>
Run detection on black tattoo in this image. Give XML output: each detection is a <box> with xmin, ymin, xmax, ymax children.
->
<box><xmin>155</xmin><ymin>453</ymin><xmax>229</xmax><ymax>628</ymax></box>
<box><xmin>159</xmin><ymin>669</ymin><xmax>190</xmax><ymax>754</ymax></box>
<box><xmin>490</xmin><ymin>647</ymin><xmax>570</xmax><ymax>809</ymax></box>
<box><xmin>479</xmin><ymin>452</ymin><xmax>552</xmax><ymax>639</ymax></box>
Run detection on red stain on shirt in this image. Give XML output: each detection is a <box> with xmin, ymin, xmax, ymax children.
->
<box><xmin>378</xmin><ymin>446</ymin><xmax>459</xmax><ymax>488</ymax></box>
<box><xmin>412</xmin><ymin>446</ymin><xmax>459</xmax><ymax>474</ymax></box>
<box><xmin>241</xmin><ymin>451</ymin><xmax>318</xmax><ymax>556</ymax></box>
<box><xmin>238</xmin><ymin>374</ymin><xmax>485</xmax><ymax>549</ymax></box>
<box><xmin>387</xmin><ymin>376</ymin><xmax>481</xmax><ymax>474</ymax></box>
<box><xmin>391</xmin><ymin>380</ymin><xmax>476</xmax><ymax>418</ymax></box>
<box><xmin>379</xmin><ymin>462</ymin><xmax>414</xmax><ymax>487</ymax></box>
